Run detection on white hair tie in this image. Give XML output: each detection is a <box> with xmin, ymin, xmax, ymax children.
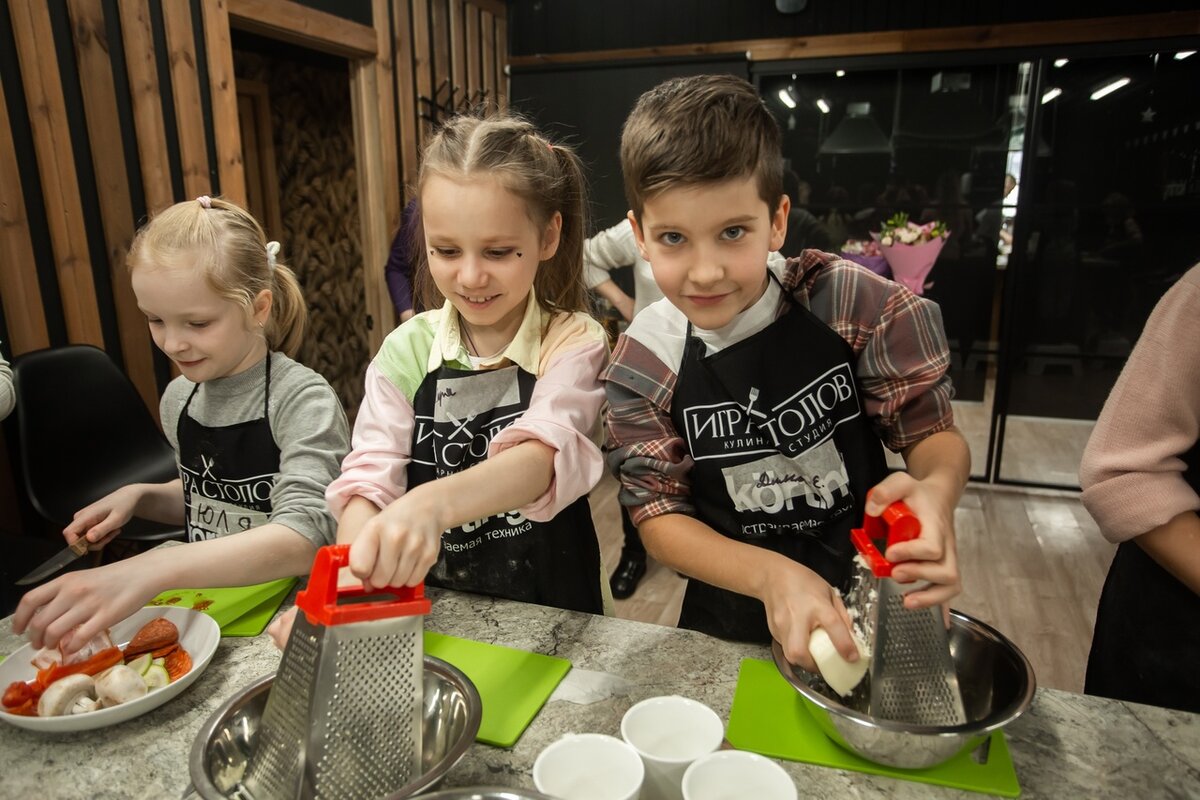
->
<box><xmin>266</xmin><ymin>241</ymin><xmax>280</xmax><ymax>272</ymax></box>
<box><xmin>196</xmin><ymin>195</ymin><xmax>213</xmax><ymax>209</ymax></box>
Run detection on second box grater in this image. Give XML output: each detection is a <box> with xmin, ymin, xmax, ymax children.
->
<box><xmin>240</xmin><ymin>544</ymin><xmax>431</xmax><ymax>800</ymax></box>
<box><xmin>848</xmin><ymin>501</ymin><xmax>967</xmax><ymax>726</ymax></box>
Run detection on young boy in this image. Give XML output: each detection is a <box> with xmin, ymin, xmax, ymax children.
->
<box><xmin>604</xmin><ymin>75</ymin><xmax>970</xmax><ymax>673</ymax></box>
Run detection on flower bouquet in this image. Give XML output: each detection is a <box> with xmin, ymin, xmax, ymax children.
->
<box><xmin>839</xmin><ymin>238</ymin><xmax>891</xmax><ymax>278</ymax></box>
<box><xmin>876</xmin><ymin>213</ymin><xmax>949</xmax><ymax>295</ymax></box>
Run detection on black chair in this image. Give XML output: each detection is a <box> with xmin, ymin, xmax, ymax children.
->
<box><xmin>10</xmin><ymin>345</ymin><xmax>185</xmax><ymax>553</ymax></box>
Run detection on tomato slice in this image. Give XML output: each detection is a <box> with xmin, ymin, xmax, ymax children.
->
<box><xmin>2</xmin><ymin>681</ymin><xmax>34</xmax><ymax>709</ymax></box>
<box><xmin>40</xmin><ymin>646</ymin><xmax>124</xmax><ymax>686</ymax></box>
<box><xmin>164</xmin><ymin>648</ymin><xmax>192</xmax><ymax>682</ymax></box>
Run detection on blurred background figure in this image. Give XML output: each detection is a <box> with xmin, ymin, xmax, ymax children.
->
<box><xmin>781</xmin><ymin>169</ymin><xmax>832</xmax><ymax>257</ymax></box>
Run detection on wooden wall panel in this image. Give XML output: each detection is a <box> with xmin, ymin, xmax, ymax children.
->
<box><xmin>227</xmin><ymin>0</ymin><xmax>376</xmax><ymax>58</ymax></box>
<box><xmin>350</xmin><ymin>59</ymin><xmax>393</xmax><ymax>355</ymax></box>
<box><xmin>431</xmin><ymin>0</ymin><xmax>450</xmax><ymax>115</ymax></box>
<box><xmin>465</xmin><ymin>4</ymin><xmax>479</xmax><ymax>104</ymax></box>
<box><xmin>392</xmin><ymin>0</ymin><xmax>419</xmax><ymax>197</ymax></box>
<box><xmin>65</xmin><ymin>0</ymin><xmax>159</xmax><ymax>418</ymax></box>
<box><xmin>410</xmin><ymin>0</ymin><xmax>432</xmax><ymax>144</ymax></box>
<box><xmin>0</xmin><ymin>76</ymin><xmax>50</xmax><ymax>355</ymax></box>
<box><xmin>117</xmin><ymin>0</ymin><xmax>175</xmax><ymax>215</ymax></box>
<box><xmin>8</xmin><ymin>1</ymin><xmax>105</xmax><ymax>348</ymax></box>
<box><xmin>480</xmin><ymin>10</ymin><xmax>495</xmax><ymax>110</ymax></box>
<box><xmin>200</xmin><ymin>0</ymin><xmax>246</xmax><ymax>205</ymax></box>
<box><xmin>372</xmin><ymin>0</ymin><xmax>401</xmax><ymax>233</ymax></box>
<box><xmin>495</xmin><ymin>15</ymin><xmax>506</xmax><ymax>110</ymax></box>
<box><xmin>449</xmin><ymin>0</ymin><xmax>465</xmax><ymax>110</ymax></box>
<box><xmin>161</xmin><ymin>0</ymin><xmax>212</xmax><ymax>198</ymax></box>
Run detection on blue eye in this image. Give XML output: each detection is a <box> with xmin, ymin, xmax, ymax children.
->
<box><xmin>659</xmin><ymin>232</ymin><xmax>685</xmax><ymax>246</ymax></box>
<box><xmin>721</xmin><ymin>226</ymin><xmax>746</xmax><ymax>241</ymax></box>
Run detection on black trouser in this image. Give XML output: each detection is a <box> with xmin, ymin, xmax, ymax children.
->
<box><xmin>1085</xmin><ymin>540</ymin><xmax>1200</xmax><ymax>713</ymax></box>
<box><xmin>620</xmin><ymin>504</ymin><xmax>645</xmax><ymax>558</ymax></box>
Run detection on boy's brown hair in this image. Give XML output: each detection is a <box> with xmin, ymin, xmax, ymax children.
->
<box><xmin>620</xmin><ymin>74</ymin><xmax>784</xmax><ymax>221</ymax></box>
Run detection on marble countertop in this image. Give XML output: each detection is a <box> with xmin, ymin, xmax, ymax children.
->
<box><xmin>0</xmin><ymin>589</ymin><xmax>1196</xmax><ymax>799</ymax></box>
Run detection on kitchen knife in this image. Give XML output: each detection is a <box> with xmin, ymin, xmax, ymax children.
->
<box><xmin>15</xmin><ymin>538</ymin><xmax>90</xmax><ymax>585</ymax></box>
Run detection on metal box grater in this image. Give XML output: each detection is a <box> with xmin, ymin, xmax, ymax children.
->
<box><xmin>849</xmin><ymin>501</ymin><xmax>967</xmax><ymax>727</ymax></box>
<box><xmin>239</xmin><ymin>544</ymin><xmax>431</xmax><ymax>800</ymax></box>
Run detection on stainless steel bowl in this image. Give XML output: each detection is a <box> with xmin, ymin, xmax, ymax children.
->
<box><xmin>188</xmin><ymin>655</ymin><xmax>482</xmax><ymax>799</ymax></box>
<box><xmin>773</xmin><ymin>610</ymin><xmax>1036</xmax><ymax>769</ymax></box>
<box><xmin>419</xmin><ymin>789</ymin><xmax>556</xmax><ymax>800</ymax></box>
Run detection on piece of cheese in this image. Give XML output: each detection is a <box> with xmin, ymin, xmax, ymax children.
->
<box><xmin>809</xmin><ymin>628</ymin><xmax>869</xmax><ymax>697</ymax></box>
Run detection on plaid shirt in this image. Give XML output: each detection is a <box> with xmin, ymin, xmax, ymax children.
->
<box><xmin>603</xmin><ymin>250</ymin><xmax>955</xmax><ymax>524</ymax></box>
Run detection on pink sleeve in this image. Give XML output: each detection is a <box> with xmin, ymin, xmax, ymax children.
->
<box><xmin>488</xmin><ymin>339</ymin><xmax>607</xmax><ymax>522</ymax></box>
<box><xmin>1079</xmin><ymin>269</ymin><xmax>1200</xmax><ymax>542</ymax></box>
<box><xmin>325</xmin><ymin>363</ymin><xmax>414</xmax><ymax>519</ymax></box>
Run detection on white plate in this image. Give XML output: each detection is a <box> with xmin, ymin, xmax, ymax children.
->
<box><xmin>0</xmin><ymin>606</ymin><xmax>220</xmax><ymax>732</ymax></box>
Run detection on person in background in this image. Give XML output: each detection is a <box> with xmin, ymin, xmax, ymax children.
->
<box><xmin>605</xmin><ymin>74</ymin><xmax>969</xmax><ymax>671</ymax></box>
<box><xmin>585</xmin><ymin>218</ymin><xmax>661</xmax><ymax>324</ymax></box>
<box><xmin>1079</xmin><ymin>262</ymin><xmax>1200</xmax><ymax>714</ymax></box>
<box><xmin>581</xmin><ymin>219</ymin><xmax>659</xmax><ymax>599</ymax></box>
<box><xmin>975</xmin><ymin>173</ymin><xmax>1017</xmax><ymax>252</ymax></box>
<box><xmin>0</xmin><ymin>345</ymin><xmax>13</xmax><ymax>421</ymax></box>
<box><xmin>781</xmin><ymin>169</ymin><xmax>832</xmax><ymax>257</ymax></box>
<box><xmin>14</xmin><ymin>196</ymin><xmax>350</xmax><ymax>655</ymax></box>
<box><xmin>821</xmin><ymin>186</ymin><xmax>852</xmax><ymax>252</ymax></box>
<box><xmin>268</xmin><ymin>113</ymin><xmax>612</xmax><ymax>654</ymax></box>
<box><xmin>385</xmin><ymin>198</ymin><xmax>421</xmax><ymax>323</ymax></box>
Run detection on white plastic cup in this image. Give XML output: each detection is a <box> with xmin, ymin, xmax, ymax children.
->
<box><xmin>681</xmin><ymin>751</ymin><xmax>797</xmax><ymax>800</ymax></box>
<box><xmin>533</xmin><ymin>733</ymin><xmax>644</xmax><ymax>800</ymax></box>
<box><xmin>620</xmin><ymin>695</ymin><xmax>725</xmax><ymax>800</ymax></box>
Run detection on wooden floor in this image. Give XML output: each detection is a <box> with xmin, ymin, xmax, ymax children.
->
<box><xmin>588</xmin><ymin>472</ymin><xmax>1116</xmax><ymax>693</ymax></box>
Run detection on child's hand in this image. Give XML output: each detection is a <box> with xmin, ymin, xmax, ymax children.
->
<box><xmin>761</xmin><ymin>557</ymin><xmax>859</xmax><ymax>674</ymax></box>
<box><xmin>348</xmin><ymin>485</ymin><xmax>449</xmax><ymax>590</ymax></box>
<box><xmin>865</xmin><ymin>471</ymin><xmax>961</xmax><ymax>610</ymax></box>
<box><xmin>267</xmin><ymin>606</ymin><xmax>299</xmax><ymax>650</ymax></box>
<box><xmin>63</xmin><ymin>485</ymin><xmax>142</xmax><ymax>551</ymax></box>
<box><xmin>12</xmin><ymin>560</ymin><xmax>159</xmax><ymax>654</ymax></box>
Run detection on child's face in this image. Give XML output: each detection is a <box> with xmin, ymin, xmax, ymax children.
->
<box><xmin>132</xmin><ymin>261</ymin><xmax>270</xmax><ymax>383</ymax></box>
<box><xmin>630</xmin><ymin>175</ymin><xmax>788</xmax><ymax>331</ymax></box>
<box><xmin>422</xmin><ymin>175</ymin><xmax>560</xmax><ymax>344</ymax></box>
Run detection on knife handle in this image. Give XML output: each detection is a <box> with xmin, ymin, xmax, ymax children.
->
<box><xmin>69</xmin><ymin>537</ymin><xmax>91</xmax><ymax>556</ymax></box>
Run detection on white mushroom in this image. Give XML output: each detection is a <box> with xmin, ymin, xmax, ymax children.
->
<box><xmin>71</xmin><ymin>696</ymin><xmax>100</xmax><ymax>715</ymax></box>
<box><xmin>37</xmin><ymin>674</ymin><xmax>97</xmax><ymax>717</ymax></box>
<box><xmin>95</xmin><ymin>664</ymin><xmax>148</xmax><ymax>707</ymax></box>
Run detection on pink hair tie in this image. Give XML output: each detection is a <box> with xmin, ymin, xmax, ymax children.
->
<box><xmin>196</xmin><ymin>195</ymin><xmax>213</xmax><ymax>209</ymax></box>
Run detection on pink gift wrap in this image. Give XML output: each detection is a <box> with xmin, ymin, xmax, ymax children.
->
<box><xmin>881</xmin><ymin>236</ymin><xmax>947</xmax><ymax>295</ymax></box>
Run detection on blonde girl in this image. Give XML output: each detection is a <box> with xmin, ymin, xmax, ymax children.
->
<box><xmin>15</xmin><ymin>196</ymin><xmax>349</xmax><ymax>654</ymax></box>
<box><xmin>272</xmin><ymin>115</ymin><xmax>610</xmax><ymax>649</ymax></box>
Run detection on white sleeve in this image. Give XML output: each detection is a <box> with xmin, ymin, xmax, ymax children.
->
<box><xmin>584</xmin><ymin>219</ymin><xmax>640</xmax><ymax>289</ymax></box>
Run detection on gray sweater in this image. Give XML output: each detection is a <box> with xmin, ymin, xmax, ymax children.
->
<box><xmin>161</xmin><ymin>352</ymin><xmax>349</xmax><ymax>549</ymax></box>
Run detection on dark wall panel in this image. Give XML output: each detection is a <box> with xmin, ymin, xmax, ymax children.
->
<box><xmin>510</xmin><ymin>57</ymin><xmax>750</xmax><ymax>230</ymax></box>
<box><xmin>509</xmin><ymin>0</ymin><xmax>1197</xmax><ymax>57</ymax></box>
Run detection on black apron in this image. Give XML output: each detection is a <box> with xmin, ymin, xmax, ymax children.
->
<box><xmin>408</xmin><ymin>358</ymin><xmax>604</xmax><ymax>614</ymax></box>
<box><xmin>178</xmin><ymin>356</ymin><xmax>280</xmax><ymax>542</ymax></box>
<box><xmin>670</xmin><ymin>280</ymin><xmax>888</xmax><ymax>642</ymax></box>
<box><xmin>1084</xmin><ymin>438</ymin><xmax>1200</xmax><ymax>712</ymax></box>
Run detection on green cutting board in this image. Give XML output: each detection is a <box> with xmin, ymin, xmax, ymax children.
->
<box><xmin>424</xmin><ymin>631</ymin><xmax>571</xmax><ymax>748</ymax></box>
<box><xmin>726</xmin><ymin>659</ymin><xmax>1021</xmax><ymax>797</ymax></box>
<box><xmin>148</xmin><ymin>578</ymin><xmax>296</xmax><ymax>635</ymax></box>
<box><xmin>217</xmin><ymin>578</ymin><xmax>296</xmax><ymax>637</ymax></box>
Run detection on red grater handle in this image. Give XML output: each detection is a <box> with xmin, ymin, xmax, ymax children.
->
<box><xmin>296</xmin><ymin>544</ymin><xmax>432</xmax><ymax>626</ymax></box>
<box><xmin>850</xmin><ymin>500</ymin><xmax>921</xmax><ymax>578</ymax></box>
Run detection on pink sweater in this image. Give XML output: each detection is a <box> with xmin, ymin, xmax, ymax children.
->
<box><xmin>1079</xmin><ymin>263</ymin><xmax>1200</xmax><ymax>542</ymax></box>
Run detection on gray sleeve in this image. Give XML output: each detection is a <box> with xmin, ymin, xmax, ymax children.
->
<box><xmin>268</xmin><ymin>371</ymin><xmax>351</xmax><ymax>548</ymax></box>
<box><xmin>0</xmin><ymin>349</ymin><xmax>14</xmax><ymax>421</ymax></box>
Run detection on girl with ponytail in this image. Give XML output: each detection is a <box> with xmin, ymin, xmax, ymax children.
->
<box><xmin>270</xmin><ymin>114</ymin><xmax>612</xmax><ymax>648</ymax></box>
<box><xmin>15</xmin><ymin>196</ymin><xmax>350</xmax><ymax>655</ymax></box>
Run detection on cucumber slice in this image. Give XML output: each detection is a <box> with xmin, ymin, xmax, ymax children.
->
<box><xmin>127</xmin><ymin>653</ymin><xmax>153</xmax><ymax>675</ymax></box>
<box><xmin>151</xmin><ymin>657</ymin><xmax>165</xmax><ymax>669</ymax></box>
<box><xmin>143</xmin><ymin>664</ymin><xmax>170</xmax><ymax>690</ymax></box>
